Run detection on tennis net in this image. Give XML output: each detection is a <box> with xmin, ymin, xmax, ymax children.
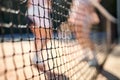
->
<box><xmin>0</xmin><ymin>0</ymin><xmax>117</xmax><ymax>80</ymax></box>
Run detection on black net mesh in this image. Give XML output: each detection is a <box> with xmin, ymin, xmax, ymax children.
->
<box><xmin>0</xmin><ymin>0</ymin><xmax>111</xmax><ymax>80</ymax></box>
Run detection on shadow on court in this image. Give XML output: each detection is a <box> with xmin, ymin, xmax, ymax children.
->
<box><xmin>99</xmin><ymin>69</ymin><xmax>120</xmax><ymax>80</ymax></box>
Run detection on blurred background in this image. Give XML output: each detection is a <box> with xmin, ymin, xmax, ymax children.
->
<box><xmin>0</xmin><ymin>0</ymin><xmax>120</xmax><ymax>80</ymax></box>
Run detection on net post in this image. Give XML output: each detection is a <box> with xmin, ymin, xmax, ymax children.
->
<box><xmin>117</xmin><ymin>0</ymin><xmax>120</xmax><ymax>43</ymax></box>
<box><xmin>106</xmin><ymin>20</ymin><xmax>111</xmax><ymax>52</ymax></box>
